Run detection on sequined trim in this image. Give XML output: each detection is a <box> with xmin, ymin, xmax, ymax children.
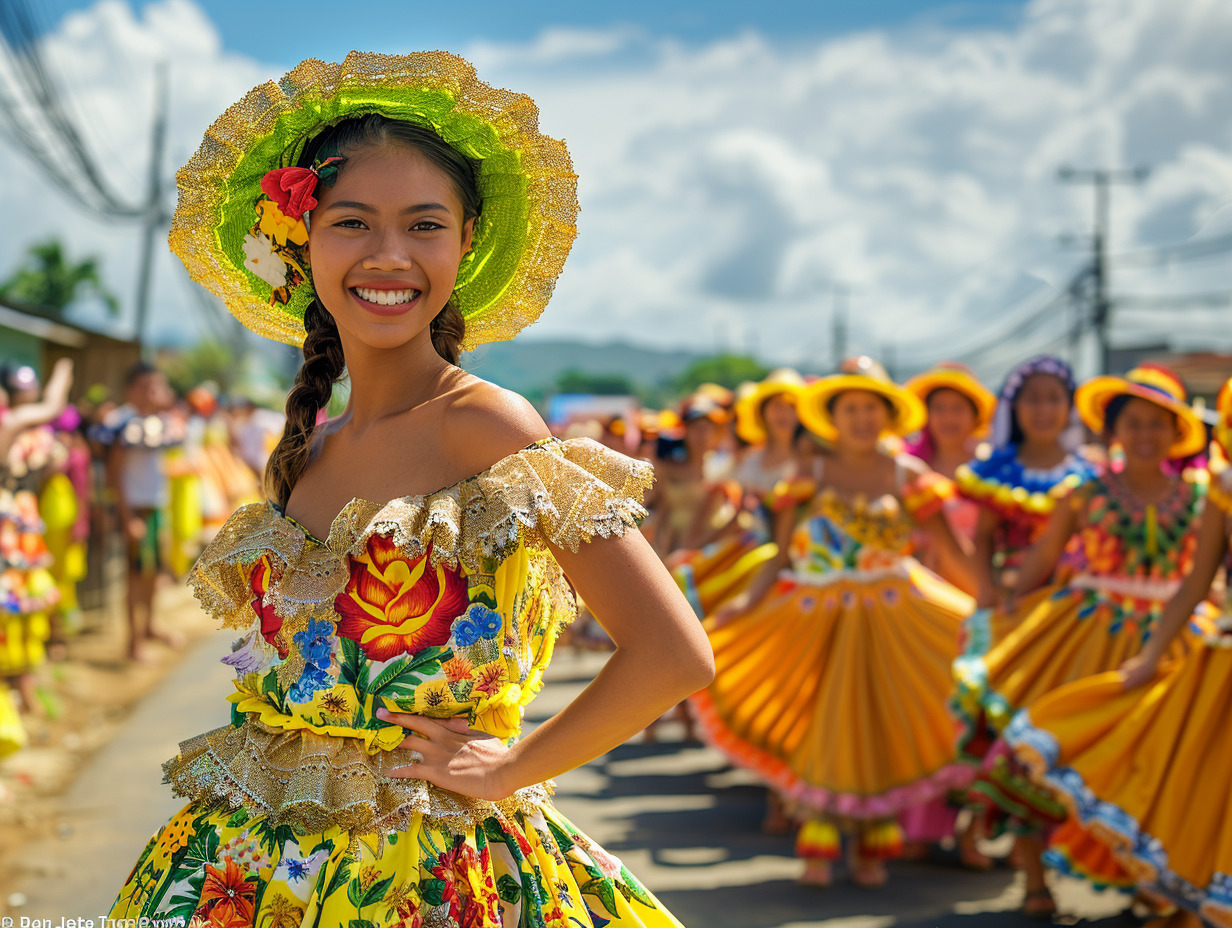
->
<box><xmin>187</xmin><ymin>437</ymin><xmax>654</xmax><ymax>631</ymax></box>
<box><xmin>169</xmin><ymin>51</ymin><xmax>578</xmax><ymax>350</ymax></box>
<box><xmin>163</xmin><ymin>717</ymin><xmax>555</xmax><ymax>835</ymax></box>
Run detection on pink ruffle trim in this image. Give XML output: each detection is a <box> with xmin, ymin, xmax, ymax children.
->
<box><xmin>689</xmin><ymin>687</ymin><xmax>975</xmax><ymax>818</ymax></box>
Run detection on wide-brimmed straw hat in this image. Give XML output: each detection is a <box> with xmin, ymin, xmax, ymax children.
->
<box><xmin>735</xmin><ymin>368</ymin><xmax>805</xmax><ymax>444</ymax></box>
<box><xmin>171</xmin><ymin>51</ymin><xmax>578</xmax><ymax>351</ymax></box>
<box><xmin>905</xmin><ymin>362</ymin><xmax>996</xmax><ymax>435</ymax></box>
<box><xmin>1076</xmin><ymin>364</ymin><xmax>1206</xmax><ymax>459</ymax></box>
<box><xmin>799</xmin><ymin>356</ymin><xmax>925</xmax><ymax>442</ymax></box>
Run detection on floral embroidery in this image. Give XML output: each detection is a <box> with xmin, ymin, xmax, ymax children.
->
<box><xmin>240</xmin><ymin>232</ymin><xmax>287</xmax><ymax>289</ymax></box>
<box><xmin>194</xmin><ymin>858</ymin><xmax>258</xmax><ymax>927</ymax></box>
<box><xmin>453</xmin><ymin>603</ymin><xmax>503</xmax><ymax>647</ymax></box>
<box><xmin>249</xmin><ymin>557</ymin><xmax>286</xmax><ymax>658</ymax></box>
<box><xmin>334</xmin><ymin>537</ymin><xmax>469</xmax><ymax>662</ymax></box>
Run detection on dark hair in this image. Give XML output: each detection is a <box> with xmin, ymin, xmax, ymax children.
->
<box><xmin>264</xmin><ymin>115</ymin><xmax>482</xmax><ymax>506</ymax></box>
<box><xmin>1009</xmin><ymin>373</ymin><xmax>1073</xmax><ymax>446</ymax></box>
<box><xmin>926</xmin><ymin>386</ymin><xmax>979</xmax><ymax>418</ymax></box>
<box><xmin>825</xmin><ymin>390</ymin><xmax>896</xmax><ymax>420</ymax></box>
<box><xmin>1103</xmin><ymin>393</ymin><xmax>1177</xmax><ymax>438</ymax></box>
<box><xmin>124</xmin><ymin>361</ymin><xmax>160</xmax><ymax>388</ymax></box>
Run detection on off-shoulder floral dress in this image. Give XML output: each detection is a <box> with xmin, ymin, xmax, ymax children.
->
<box><xmin>108</xmin><ymin>438</ymin><xmax>684</xmax><ymax>928</ymax></box>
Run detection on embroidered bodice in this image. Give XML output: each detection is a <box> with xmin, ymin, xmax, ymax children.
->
<box><xmin>957</xmin><ymin>445</ymin><xmax>1098</xmax><ymax>572</ymax></box>
<box><xmin>174</xmin><ymin>437</ymin><xmax>652</xmax><ymax>835</ymax></box>
<box><xmin>774</xmin><ymin>464</ymin><xmax>950</xmax><ymax>579</ymax></box>
<box><xmin>1060</xmin><ymin>472</ymin><xmax>1203</xmax><ymax>595</ymax></box>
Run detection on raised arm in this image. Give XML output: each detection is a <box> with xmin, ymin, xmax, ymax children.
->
<box><xmin>0</xmin><ymin>358</ymin><xmax>73</xmax><ymax>459</ymax></box>
<box><xmin>1120</xmin><ymin>502</ymin><xmax>1228</xmax><ymax>688</ymax></box>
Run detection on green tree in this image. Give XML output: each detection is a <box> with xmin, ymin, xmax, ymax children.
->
<box><xmin>555</xmin><ymin>369</ymin><xmax>636</xmax><ymax>396</ymax></box>
<box><xmin>0</xmin><ymin>239</ymin><xmax>119</xmax><ymax>316</ymax></box>
<box><xmin>162</xmin><ymin>339</ymin><xmax>240</xmax><ymax>395</ymax></box>
<box><xmin>674</xmin><ymin>354</ymin><xmax>768</xmax><ymax>393</ymax></box>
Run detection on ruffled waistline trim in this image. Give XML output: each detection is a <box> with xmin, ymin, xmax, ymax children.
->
<box><xmin>162</xmin><ymin>717</ymin><xmax>554</xmax><ymax>836</ymax></box>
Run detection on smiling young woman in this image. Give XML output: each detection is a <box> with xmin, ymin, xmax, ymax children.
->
<box><xmin>107</xmin><ymin>52</ymin><xmax>711</xmax><ymax>927</ymax></box>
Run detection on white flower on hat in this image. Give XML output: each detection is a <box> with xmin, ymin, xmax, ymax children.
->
<box><xmin>242</xmin><ymin>232</ymin><xmax>288</xmax><ymax>287</ymax></box>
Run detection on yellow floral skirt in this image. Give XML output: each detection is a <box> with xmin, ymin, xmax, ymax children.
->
<box><xmin>0</xmin><ymin>684</ymin><xmax>25</xmax><ymax>758</ymax></box>
<box><xmin>690</xmin><ymin>565</ymin><xmax>973</xmax><ymax>819</ymax></box>
<box><xmin>110</xmin><ymin>799</ymin><xmax>682</xmax><ymax>928</ymax></box>
<box><xmin>1008</xmin><ymin>642</ymin><xmax>1232</xmax><ymax>921</ymax></box>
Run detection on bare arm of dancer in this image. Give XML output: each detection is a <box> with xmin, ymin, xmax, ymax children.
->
<box><xmin>377</xmin><ymin>385</ymin><xmax>714</xmax><ymax>801</ymax></box>
<box><xmin>971</xmin><ymin>507</ymin><xmax>1003</xmax><ymax>609</ymax></box>
<box><xmin>1120</xmin><ymin>503</ymin><xmax>1228</xmax><ymax>689</ymax></box>
<box><xmin>1009</xmin><ymin>492</ymin><xmax>1081</xmax><ymax>605</ymax></box>
<box><xmin>0</xmin><ymin>358</ymin><xmax>73</xmax><ymax>459</ymax></box>
<box><xmin>710</xmin><ymin>502</ymin><xmax>795</xmax><ymax>624</ymax></box>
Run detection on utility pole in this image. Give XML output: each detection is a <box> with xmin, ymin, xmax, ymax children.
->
<box><xmin>1057</xmin><ymin>165</ymin><xmax>1149</xmax><ymax>375</ymax></box>
<box><xmin>830</xmin><ymin>282</ymin><xmax>849</xmax><ymax>372</ymax></box>
<box><xmin>133</xmin><ymin>62</ymin><xmax>168</xmax><ymax>357</ymax></box>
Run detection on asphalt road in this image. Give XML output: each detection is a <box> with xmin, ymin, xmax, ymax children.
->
<box><xmin>7</xmin><ymin>631</ymin><xmax>1140</xmax><ymax>928</ymax></box>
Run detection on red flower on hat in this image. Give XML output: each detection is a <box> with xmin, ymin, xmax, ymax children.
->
<box><xmin>260</xmin><ymin>166</ymin><xmax>320</xmax><ymax>221</ymax></box>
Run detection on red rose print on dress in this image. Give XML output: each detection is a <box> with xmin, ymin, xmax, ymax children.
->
<box><xmin>250</xmin><ymin>556</ymin><xmax>287</xmax><ymax>658</ymax></box>
<box><xmin>334</xmin><ymin>536</ymin><xmax>469</xmax><ymax>661</ymax></box>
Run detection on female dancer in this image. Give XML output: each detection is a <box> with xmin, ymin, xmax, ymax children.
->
<box><xmin>899</xmin><ymin>362</ymin><xmax>996</xmax><ymax>865</ymax></box>
<box><xmin>672</xmin><ymin>369</ymin><xmax>803</xmax><ymax>617</ymax></box>
<box><xmin>1006</xmin><ymin>376</ymin><xmax>1232</xmax><ymax>925</ymax></box>
<box><xmin>646</xmin><ymin>394</ymin><xmax>738</xmax><ymax>561</ymax></box>
<box><xmin>954</xmin><ymin>364</ymin><xmax>1211</xmax><ymax>917</ymax></box>
<box><xmin>952</xmin><ymin>356</ymin><xmax>1097</xmax><ymax>755</ymax></box>
<box><xmin>0</xmin><ymin>358</ymin><xmax>72</xmax><ymax>716</ymax></box>
<box><xmin>692</xmin><ymin>357</ymin><xmax>975</xmax><ymax>887</ymax></box>
<box><xmin>108</xmin><ymin>52</ymin><xmax>711</xmax><ymax>925</ymax></box>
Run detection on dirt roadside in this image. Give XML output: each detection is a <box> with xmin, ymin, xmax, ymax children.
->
<box><xmin>0</xmin><ymin>579</ymin><xmax>217</xmax><ymax>904</ymax></box>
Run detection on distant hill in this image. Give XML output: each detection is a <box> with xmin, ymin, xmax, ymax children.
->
<box><xmin>461</xmin><ymin>338</ymin><xmax>701</xmax><ymax>396</ymax></box>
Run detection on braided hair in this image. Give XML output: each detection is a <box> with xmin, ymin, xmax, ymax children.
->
<box><xmin>262</xmin><ymin>114</ymin><xmax>482</xmax><ymax>504</ymax></box>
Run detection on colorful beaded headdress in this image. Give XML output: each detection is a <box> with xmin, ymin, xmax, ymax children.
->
<box><xmin>170</xmin><ymin>51</ymin><xmax>578</xmax><ymax>350</ymax></box>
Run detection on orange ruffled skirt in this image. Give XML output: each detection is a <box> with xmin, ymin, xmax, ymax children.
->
<box><xmin>1008</xmin><ymin>641</ymin><xmax>1232</xmax><ymax>922</ymax></box>
<box><xmin>691</xmin><ymin>564</ymin><xmax>974</xmax><ymax>818</ymax></box>
<box><xmin>670</xmin><ymin>530</ymin><xmax>778</xmax><ymax>617</ymax></box>
<box><xmin>952</xmin><ymin>585</ymin><xmax>1210</xmax><ymax>757</ymax></box>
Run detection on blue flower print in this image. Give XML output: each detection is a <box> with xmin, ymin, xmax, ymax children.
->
<box><xmin>287</xmin><ymin>664</ymin><xmax>333</xmax><ymax>704</ymax></box>
<box><xmin>453</xmin><ymin>604</ymin><xmax>504</xmax><ymax>647</ymax></box>
<box><xmin>294</xmin><ymin>615</ymin><xmax>333</xmax><ymax>669</ymax></box>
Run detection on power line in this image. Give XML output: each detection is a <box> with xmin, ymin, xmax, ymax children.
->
<box><xmin>1057</xmin><ymin>165</ymin><xmax>1150</xmax><ymax>375</ymax></box>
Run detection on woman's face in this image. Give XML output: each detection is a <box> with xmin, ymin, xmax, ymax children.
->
<box><xmin>1013</xmin><ymin>373</ymin><xmax>1070</xmax><ymax>443</ymax></box>
<box><xmin>1112</xmin><ymin>397</ymin><xmax>1178</xmax><ymax>467</ymax></box>
<box><xmin>927</xmin><ymin>388</ymin><xmax>978</xmax><ymax>447</ymax></box>
<box><xmin>307</xmin><ymin>144</ymin><xmax>474</xmax><ymax>351</ymax></box>
<box><xmin>684</xmin><ymin>417</ymin><xmax>718</xmax><ymax>455</ymax></box>
<box><xmin>830</xmin><ymin>389</ymin><xmax>891</xmax><ymax>451</ymax></box>
<box><xmin>762</xmin><ymin>393</ymin><xmax>799</xmax><ymax>444</ymax></box>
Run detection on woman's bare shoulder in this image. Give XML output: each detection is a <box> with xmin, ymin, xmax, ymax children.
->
<box><xmin>438</xmin><ymin>372</ymin><xmax>552</xmax><ymax>476</ymax></box>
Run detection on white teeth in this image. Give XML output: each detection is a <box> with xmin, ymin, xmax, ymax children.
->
<box><xmin>353</xmin><ymin>287</ymin><xmax>419</xmax><ymax>306</ymax></box>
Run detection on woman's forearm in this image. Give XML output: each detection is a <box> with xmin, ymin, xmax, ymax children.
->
<box><xmin>500</xmin><ymin>640</ymin><xmax>712</xmax><ymax>792</ymax></box>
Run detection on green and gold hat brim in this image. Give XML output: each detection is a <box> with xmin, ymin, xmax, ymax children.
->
<box><xmin>170</xmin><ymin>51</ymin><xmax>578</xmax><ymax>351</ymax></box>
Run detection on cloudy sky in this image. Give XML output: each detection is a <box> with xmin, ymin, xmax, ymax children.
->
<box><xmin>7</xmin><ymin>0</ymin><xmax>1232</xmax><ymax>378</ymax></box>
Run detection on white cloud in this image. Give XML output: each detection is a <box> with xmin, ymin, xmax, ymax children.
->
<box><xmin>3</xmin><ymin>0</ymin><xmax>1232</xmax><ymax>381</ymax></box>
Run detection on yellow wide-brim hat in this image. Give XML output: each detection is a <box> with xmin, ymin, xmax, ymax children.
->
<box><xmin>735</xmin><ymin>368</ymin><xmax>805</xmax><ymax>444</ymax></box>
<box><xmin>171</xmin><ymin>51</ymin><xmax>578</xmax><ymax>351</ymax></box>
<box><xmin>905</xmin><ymin>363</ymin><xmax>996</xmax><ymax>434</ymax></box>
<box><xmin>1215</xmin><ymin>377</ymin><xmax>1232</xmax><ymax>459</ymax></box>
<box><xmin>1076</xmin><ymin>364</ymin><xmax>1206</xmax><ymax>459</ymax></box>
<box><xmin>799</xmin><ymin>357</ymin><xmax>926</xmax><ymax>442</ymax></box>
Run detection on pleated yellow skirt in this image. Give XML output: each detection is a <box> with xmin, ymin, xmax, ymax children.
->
<box><xmin>670</xmin><ymin>530</ymin><xmax>778</xmax><ymax>617</ymax></box>
<box><xmin>691</xmin><ymin>565</ymin><xmax>973</xmax><ymax>818</ymax></box>
<box><xmin>1009</xmin><ymin>642</ymin><xmax>1232</xmax><ymax>921</ymax></box>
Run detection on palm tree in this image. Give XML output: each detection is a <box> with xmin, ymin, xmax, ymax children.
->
<box><xmin>0</xmin><ymin>239</ymin><xmax>119</xmax><ymax>317</ymax></box>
